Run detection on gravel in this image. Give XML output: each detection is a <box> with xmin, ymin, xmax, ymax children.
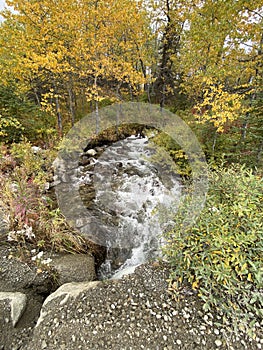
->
<box><xmin>0</xmin><ymin>242</ymin><xmax>261</xmax><ymax>349</ymax></box>
<box><xmin>17</xmin><ymin>262</ymin><xmax>262</xmax><ymax>350</ymax></box>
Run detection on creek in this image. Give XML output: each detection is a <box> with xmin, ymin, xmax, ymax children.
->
<box><xmin>74</xmin><ymin>135</ymin><xmax>182</xmax><ymax>279</ymax></box>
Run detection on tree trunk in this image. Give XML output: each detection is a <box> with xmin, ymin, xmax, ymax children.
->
<box><xmin>68</xmin><ymin>84</ymin><xmax>76</xmax><ymax>127</ymax></box>
<box><xmin>152</xmin><ymin>1</ymin><xmax>183</xmax><ymax>107</ymax></box>
<box><xmin>95</xmin><ymin>99</ymin><xmax>99</xmax><ymax>135</ymax></box>
<box><xmin>52</xmin><ymin>83</ymin><xmax>62</xmax><ymax>136</ymax></box>
<box><xmin>33</xmin><ymin>88</ymin><xmax>41</xmax><ymax>106</ymax></box>
<box><xmin>55</xmin><ymin>94</ymin><xmax>63</xmax><ymax>137</ymax></box>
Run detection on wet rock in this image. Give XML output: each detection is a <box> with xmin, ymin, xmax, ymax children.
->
<box><xmin>95</xmin><ymin>146</ymin><xmax>105</xmax><ymax>154</ymax></box>
<box><xmin>0</xmin><ymin>292</ymin><xmax>27</xmax><ymax>326</ymax></box>
<box><xmin>50</xmin><ymin>253</ymin><xmax>96</xmax><ymax>286</ymax></box>
<box><xmin>79</xmin><ymin>155</ymin><xmax>90</xmax><ymax>166</ymax></box>
<box><xmin>75</xmin><ymin>217</ymin><xmax>92</xmax><ymax>228</ymax></box>
<box><xmin>52</xmin><ymin>158</ymin><xmax>67</xmax><ymax>173</ymax></box>
<box><xmin>86</xmin><ymin>149</ymin><xmax>97</xmax><ymax>156</ymax></box>
<box><xmin>79</xmin><ymin>187</ymin><xmax>96</xmax><ymax>207</ymax></box>
<box><xmin>79</xmin><ymin>153</ymin><xmax>97</xmax><ymax>166</ymax></box>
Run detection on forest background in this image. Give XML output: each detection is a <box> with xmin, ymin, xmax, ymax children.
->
<box><xmin>0</xmin><ymin>0</ymin><xmax>262</xmax><ymax>337</ymax></box>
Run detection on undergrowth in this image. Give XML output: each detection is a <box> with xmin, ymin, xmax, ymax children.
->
<box><xmin>0</xmin><ymin>139</ymin><xmax>87</xmax><ymax>254</ymax></box>
<box><xmin>164</xmin><ymin>164</ymin><xmax>263</xmax><ymax>337</ymax></box>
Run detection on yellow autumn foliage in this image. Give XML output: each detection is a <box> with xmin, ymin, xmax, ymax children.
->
<box><xmin>195</xmin><ymin>80</ymin><xmax>244</xmax><ymax>132</ymax></box>
<box><xmin>0</xmin><ymin>0</ymin><xmax>153</xmax><ymax>130</ymax></box>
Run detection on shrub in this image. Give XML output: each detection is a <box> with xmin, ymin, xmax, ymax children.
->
<box><xmin>0</xmin><ymin>140</ymin><xmax>86</xmax><ymax>253</ymax></box>
<box><xmin>164</xmin><ymin>164</ymin><xmax>263</xmax><ymax>335</ymax></box>
<box><xmin>0</xmin><ymin>84</ymin><xmax>57</xmax><ymax>144</ymax></box>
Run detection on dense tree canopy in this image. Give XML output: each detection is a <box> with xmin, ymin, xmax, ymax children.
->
<box><xmin>0</xmin><ymin>0</ymin><xmax>262</xmax><ymax>166</ymax></box>
<box><xmin>1</xmin><ymin>0</ymin><xmax>152</xmax><ymax>133</ymax></box>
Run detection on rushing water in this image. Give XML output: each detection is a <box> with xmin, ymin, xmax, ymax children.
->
<box><xmin>77</xmin><ymin>136</ymin><xmax>182</xmax><ymax>279</ymax></box>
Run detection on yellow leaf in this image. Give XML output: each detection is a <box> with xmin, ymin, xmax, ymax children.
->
<box><xmin>192</xmin><ymin>281</ymin><xmax>199</xmax><ymax>290</ymax></box>
<box><xmin>247</xmin><ymin>273</ymin><xmax>253</xmax><ymax>282</ymax></box>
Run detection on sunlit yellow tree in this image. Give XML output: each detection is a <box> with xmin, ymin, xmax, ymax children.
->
<box><xmin>179</xmin><ymin>0</ymin><xmax>262</xmax><ymax>124</ymax></box>
<box><xmin>0</xmin><ymin>0</ymin><xmax>152</xmax><ymax>135</ymax></box>
<box><xmin>194</xmin><ymin>80</ymin><xmax>244</xmax><ymax>133</ymax></box>
<box><xmin>146</xmin><ymin>0</ymin><xmax>262</xmax><ymax>164</ymax></box>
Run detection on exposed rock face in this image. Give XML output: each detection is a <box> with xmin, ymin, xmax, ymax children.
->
<box><xmin>0</xmin><ymin>292</ymin><xmax>27</xmax><ymax>326</ymax></box>
<box><xmin>0</xmin><ymin>245</ymin><xmax>97</xmax><ymax>349</ymax></box>
<box><xmin>36</xmin><ymin>281</ymin><xmax>100</xmax><ymax>327</ymax></box>
<box><xmin>19</xmin><ymin>263</ymin><xmax>263</xmax><ymax>350</ymax></box>
<box><xmin>0</xmin><ymin>256</ymin><xmax>262</xmax><ymax>350</ymax></box>
<box><xmin>50</xmin><ymin>253</ymin><xmax>96</xmax><ymax>286</ymax></box>
<box><xmin>0</xmin><ymin>244</ymin><xmax>57</xmax><ymax>349</ymax></box>
<box><xmin>0</xmin><ymin>247</ymin><xmax>54</xmax><ymax>295</ymax></box>
<box><xmin>0</xmin><ymin>291</ymin><xmax>31</xmax><ymax>350</ymax></box>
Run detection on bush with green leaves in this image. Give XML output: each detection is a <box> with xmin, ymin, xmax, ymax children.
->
<box><xmin>0</xmin><ymin>84</ymin><xmax>57</xmax><ymax>144</ymax></box>
<box><xmin>164</xmin><ymin>164</ymin><xmax>263</xmax><ymax>335</ymax></box>
<box><xmin>0</xmin><ymin>140</ymin><xmax>86</xmax><ymax>253</ymax></box>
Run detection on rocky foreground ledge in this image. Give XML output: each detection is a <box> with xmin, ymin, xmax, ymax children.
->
<box><xmin>0</xmin><ymin>245</ymin><xmax>262</xmax><ymax>350</ymax></box>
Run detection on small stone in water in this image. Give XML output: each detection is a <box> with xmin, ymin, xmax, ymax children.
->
<box><xmin>86</xmin><ymin>149</ymin><xmax>97</xmax><ymax>156</ymax></box>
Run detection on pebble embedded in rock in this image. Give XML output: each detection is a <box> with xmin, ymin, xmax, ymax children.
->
<box><xmin>41</xmin><ymin>340</ymin><xmax>47</xmax><ymax>349</ymax></box>
<box><xmin>215</xmin><ymin>339</ymin><xmax>223</xmax><ymax>347</ymax></box>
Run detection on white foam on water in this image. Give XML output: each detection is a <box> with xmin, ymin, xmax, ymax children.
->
<box><xmin>78</xmin><ymin>137</ymin><xmax>182</xmax><ymax>279</ymax></box>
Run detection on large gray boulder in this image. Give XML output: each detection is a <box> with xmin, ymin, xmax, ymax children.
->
<box><xmin>0</xmin><ymin>292</ymin><xmax>27</xmax><ymax>327</ymax></box>
<box><xmin>36</xmin><ymin>281</ymin><xmax>100</xmax><ymax>327</ymax></box>
<box><xmin>0</xmin><ymin>246</ymin><xmax>54</xmax><ymax>295</ymax></box>
<box><xmin>50</xmin><ymin>253</ymin><xmax>96</xmax><ymax>286</ymax></box>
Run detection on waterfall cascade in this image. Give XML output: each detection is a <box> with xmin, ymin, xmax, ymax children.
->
<box><xmin>76</xmin><ymin>136</ymin><xmax>182</xmax><ymax>279</ymax></box>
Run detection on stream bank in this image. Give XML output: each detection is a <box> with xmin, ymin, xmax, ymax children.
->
<box><xmin>0</xmin><ymin>245</ymin><xmax>262</xmax><ymax>350</ymax></box>
<box><xmin>0</xmin><ymin>126</ymin><xmax>262</xmax><ymax>349</ymax></box>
